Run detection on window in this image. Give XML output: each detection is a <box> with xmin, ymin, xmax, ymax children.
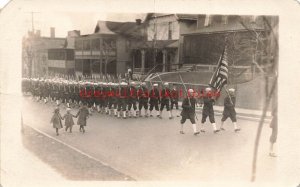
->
<box><xmin>204</xmin><ymin>15</ymin><xmax>211</xmax><ymax>27</ymax></box>
<box><xmin>91</xmin><ymin>39</ymin><xmax>100</xmax><ymax>50</ymax></box>
<box><xmin>168</xmin><ymin>22</ymin><xmax>173</xmax><ymax>40</ymax></box>
<box><xmin>83</xmin><ymin>40</ymin><xmax>90</xmax><ymax>50</ymax></box>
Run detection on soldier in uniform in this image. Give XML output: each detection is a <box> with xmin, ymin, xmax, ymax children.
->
<box><xmin>102</xmin><ymin>82</ymin><xmax>109</xmax><ymax>114</ymax></box>
<box><xmin>149</xmin><ymin>83</ymin><xmax>160</xmax><ymax>117</ymax></box>
<box><xmin>107</xmin><ymin>82</ymin><xmax>118</xmax><ymax>116</ymax></box>
<box><xmin>159</xmin><ymin>82</ymin><xmax>172</xmax><ymax>119</ymax></box>
<box><xmin>170</xmin><ymin>84</ymin><xmax>180</xmax><ymax>118</ymax></box>
<box><xmin>137</xmin><ymin>82</ymin><xmax>149</xmax><ymax>117</ymax></box>
<box><xmin>219</xmin><ymin>88</ymin><xmax>240</xmax><ymax>132</ymax></box>
<box><xmin>117</xmin><ymin>82</ymin><xmax>128</xmax><ymax>119</ymax></box>
<box><xmin>127</xmin><ymin>81</ymin><xmax>138</xmax><ymax>118</ymax></box>
<box><xmin>201</xmin><ymin>87</ymin><xmax>219</xmax><ymax>133</ymax></box>
<box><xmin>94</xmin><ymin>82</ymin><xmax>102</xmax><ymax>113</ymax></box>
<box><xmin>180</xmin><ymin>89</ymin><xmax>200</xmax><ymax>136</ymax></box>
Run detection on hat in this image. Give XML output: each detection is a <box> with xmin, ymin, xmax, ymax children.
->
<box><xmin>205</xmin><ymin>87</ymin><xmax>212</xmax><ymax>92</ymax></box>
<box><xmin>164</xmin><ymin>82</ymin><xmax>169</xmax><ymax>86</ymax></box>
<box><xmin>153</xmin><ymin>83</ymin><xmax>158</xmax><ymax>87</ymax></box>
<box><xmin>130</xmin><ymin>81</ymin><xmax>136</xmax><ymax>85</ymax></box>
<box><xmin>54</xmin><ymin>107</ymin><xmax>59</xmax><ymax>113</ymax></box>
<box><xmin>228</xmin><ymin>88</ymin><xmax>235</xmax><ymax>92</ymax></box>
<box><xmin>188</xmin><ymin>89</ymin><xmax>194</xmax><ymax>93</ymax></box>
<box><xmin>121</xmin><ymin>82</ymin><xmax>127</xmax><ymax>86</ymax></box>
<box><xmin>66</xmin><ymin>107</ymin><xmax>71</xmax><ymax>112</ymax></box>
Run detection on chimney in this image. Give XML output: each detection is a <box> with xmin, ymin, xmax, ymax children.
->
<box><xmin>50</xmin><ymin>27</ymin><xmax>55</xmax><ymax>38</ymax></box>
<box><xmin>136</xmin><ymin>19</ymin><xmax>142</xmax><ymax>25</ymax></box>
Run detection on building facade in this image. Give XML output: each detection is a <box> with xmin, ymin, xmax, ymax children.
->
<box><xmin>47</xmin><ymin>48</ymin><xmax>75</xmax><ymax>76</ymax></box>
<box><xmin>131</xmin><ymin>14</ymin><xmax>198</xmax><ymax>75</ymax></box>
<box><xmin>22</xmin><ymin>29</ymin><xmax>66</xmax><ymax>77</ymax></box>
<box><xmin>74</xmin><ymin>21</ymin><xmax>141</xmax><ymax>78</ymax></box>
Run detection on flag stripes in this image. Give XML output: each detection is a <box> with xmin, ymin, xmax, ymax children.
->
<box><xmin>209</xmin><ymin>46</ymin><xmax>229</xmax><ymax>91</ymax></box>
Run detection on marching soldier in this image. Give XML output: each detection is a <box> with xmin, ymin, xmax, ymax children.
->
<box><xmin>201</xmin><ymin>87</ymin><xmax>219</xmax><ymax>133</ymax></box>
<box><xmin>149</xmin><ymin>83</ymin><xmax>160</xmax><ymax>117</ymax></box>
<box><xmin>101</xmin><ymin>82</ymin><xmax>109</xmax><ymax>114</ymax></box>
<box><xmin>159</xmin><ymin>82</ymin><xmax>172</xmax><ymax>119</ymax></box>
<box><xmin>127</xmin><ymin>81</ymin><xmax>138</xmax><ymax>118</ymax></box>
<box><xmin>170</xmin><ymin>85</ymin><xmax>180</xmax><ymax>118</ymax></box>
<box><xmin>107</xmin><ymin>82</ymin><xmax>118</xmax><ymax>116</ymax></box>
<box><xmin>137</xmin><ymin>82</ymin><xmax>149</xmax><ymax>117</ymax></box>
<box><xmin>180</xmin><ymin>89</ymin><xmax>200</xmax><ymax>136</ymax></box>
<box><xmin>219</xmin><ymin>88</ymin><xmax>240</xmax><ymax>132</ymax></box>
<box><xmin>117</xmin><ymin>82</ymin><xmax>128</xmax><ymax>119</ymax></box>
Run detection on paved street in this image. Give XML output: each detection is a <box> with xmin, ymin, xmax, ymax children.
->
<box><xmin>21</xmin><ymin>95</ymin><xmax>278</xmax><ymax>182</ymax></box>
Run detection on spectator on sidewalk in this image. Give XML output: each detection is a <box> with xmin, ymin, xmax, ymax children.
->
<box><xmin>76</xmin><ymin>102</ymin><xmax>89</xmax><ymax>133</ymax></box>
<box><xmin>62</xmin><ymin>107</ymin><xmax>76</xmax><ymax>133</ymax></box>
<box><xmin>50</xmin><ymin>107</ymin><xmax>63</xmax><ymax>136</ymax></box>
<box><xmin>219</xmin><ymin>88</ymin><xmax>240</xmax><ymax>132</ymax></box>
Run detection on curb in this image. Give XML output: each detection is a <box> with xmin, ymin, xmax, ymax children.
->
<box><xmin>23</xmin><ymin>124</ymin><xmax>138</xmax><ymax>181</ymax></box>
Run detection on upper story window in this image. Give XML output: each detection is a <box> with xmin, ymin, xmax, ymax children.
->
<box><xmin>168</xmin><ymin>22</ymin><xmax>173</xmax><ymax>40</ymax></box>
<box><xmin>204</xmin><ymin>15</ymin><xmax>211</xmax><ymax>27</ymax></box>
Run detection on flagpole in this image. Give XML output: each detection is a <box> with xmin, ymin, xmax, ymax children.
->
<box><xmin>224</xmin><ymin>84</ymin><xmax>233</xmax><ymax>105</ymax></box>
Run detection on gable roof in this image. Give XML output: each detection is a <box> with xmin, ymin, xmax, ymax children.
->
<box><xmin>94</xmin><ymin>20</ymin><xmax>145</xmax><ymax>38</ymax></box>
<box><xmin>182</xmin><ymin>22</ymin><xmax>266</xmax><ymax>35</ymax></box>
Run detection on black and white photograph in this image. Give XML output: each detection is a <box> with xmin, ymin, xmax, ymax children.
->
<box><xmin>0</xmin><ymin>0</ymin><xmax>300</xmax><ymax>186</ymax></box>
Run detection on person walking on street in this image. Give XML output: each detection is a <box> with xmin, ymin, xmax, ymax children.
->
<box><xmin>50</xmin><ymin>107</ymin><xmax>63</xmax><ymax>136</ymax></box>
<box><xmin>219</xmin><ymin>88</ymin><xmax>240</xmax><ymax>132</ymax></box>
<box><xmin>62</xmin><ymin>107</ymin><xmax>76</xmax><ymax>133</ymax></box>
<box><xmin>76</xmin><ymin>102</ymin><xmax>90</xmax><ymax>133</ymax></box>
<box><xmin>180</xmin><ymin>89</ymin><xmax>200</xmax><ymax>136</ymax></box>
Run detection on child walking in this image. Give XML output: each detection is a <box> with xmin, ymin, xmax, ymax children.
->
<box><xmin>62</xmin><ymin>108</ymin><xmax>76</xmax><ymax>133</ymax></box>
<box><xmin>50</xmin><ymin>107</ymin><xmax>63</xmax><ymax>136</ymax></box>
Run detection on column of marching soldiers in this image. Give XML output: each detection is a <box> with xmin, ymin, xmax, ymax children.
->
<box><xmin>21</xmin><ymin>77</ymin><xmax>182</xmax><ymax>118</ymax></box>
<box><xmin>22</xmin><ymin>76</ymin><xmax>240</xmax><ymax>135</ymax></box>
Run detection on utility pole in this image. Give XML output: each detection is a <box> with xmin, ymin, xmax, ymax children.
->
<box><xmin>26</xmin><ymin>11</ymin><xmax>40</xmax><ymax>32</ymax></box>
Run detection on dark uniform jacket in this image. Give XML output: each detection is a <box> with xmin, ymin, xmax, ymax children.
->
<box><xmin>223</xmin><ymin>95</ymin><xmax>236</xmax><ymax>116</ymax></box>
<box><xmin>202</xmin><ymin>97</ymin><xmax>215</xmax><ymax>115</ymax></box>
<box><xmin>149</xmin><ymin>88</ymin><xmax>160</xmax><ymax>103</ymax></box>
<box><xmin>181</xmin><ymin>97</ymin><xmax>196</xmax><ymax>119</ymax></box>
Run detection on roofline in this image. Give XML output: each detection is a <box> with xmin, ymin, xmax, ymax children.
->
<box><xmin>182</xmin><ymin>28</ymin><xmax>267</xmax><ymax>36</ymax></box>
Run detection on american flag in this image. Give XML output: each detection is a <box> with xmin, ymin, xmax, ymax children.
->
<box><xmin>209</xmin><ymin>46</ymin><xmax>229</xmax><ymax>92</ymax></box>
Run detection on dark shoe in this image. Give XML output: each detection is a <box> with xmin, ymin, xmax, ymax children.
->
<box><xmin>150</xmin><ymin>114</ymin><xmax>153</xmax><ymax>117</ymax></box>
<box><xmin>200</xmin><ymin>130</ymin><xmax>206</xmax><ymax>133</ymax></box>
<box><xmin>180</xmin><ymin>131</ymin><xmax>185</xmax><ymax>134</ymax></box>
<box><xmin>194</xmin><ymin>132</ymin><xmax>200</xmax><ymax>136</ymax></box>
<box><xmin>220</xmin><ymin>128</ymin><xmax>225</xmax><ymax>131</ymax></box>
<box><xmin>214</xmin><ymin>130</ymin><xmax>220</xmax><ymax>133</ymax></box>
<box><xmin>269</xmin><ymin>153</ymin><xmax>277</xmax><ymax>157</ymax></box>
<box><xmin>234</xmin><ymin>128</ymin><xmax>241</xmax><ymax>133</ymax></box>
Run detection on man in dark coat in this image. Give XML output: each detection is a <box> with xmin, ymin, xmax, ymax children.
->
<box><xmin>201</xmin><ymin>87</ymin><xmax>219</xmax><ymax>133</ymax></box>
<box><xmin>137</xmin><ymin>82</ymin><xmax>149</xmax><ymax>117</ymax></box>
<box><xmin>149</xmin><ymin>83</ymin><xmax>160</xmax><ymax>117</ymax></box>
<box><xmin>180</xmin><ymin>89</ymin><xmax>200</xmax><ymax>136</ymax></box>
<box><xmin>76</xmin><ymin>102</ymin><xmax>89</xmax><ymax>133</ymax></box>
<box><xmin>159</xmin><ymin>82</ymin><xmax>172</xmax><ymax>119</ymax></box>
<box><xmin>170</xmin><ymin>85</ymin><xmax>180</xmax><ymax>118</ymax></box>
<box><xmin>127</xmin><ymin>81</ymin><xmax>138</xmax><ymax>118</ymax></box>
<box><xmin>219</xmin><ymin>88</ymin><xmax>240</xmax><ymax>132</ymax></box>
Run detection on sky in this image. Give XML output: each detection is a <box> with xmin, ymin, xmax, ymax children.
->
<box><xmin>0</xmin><ymin>0</ymin><xmax>10</xmax><ymax>8</ymax></box>
<box><xmin>0</xmin><ymin>0</ymin><xmax>145</xmax><ymax>38</ymax></box>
